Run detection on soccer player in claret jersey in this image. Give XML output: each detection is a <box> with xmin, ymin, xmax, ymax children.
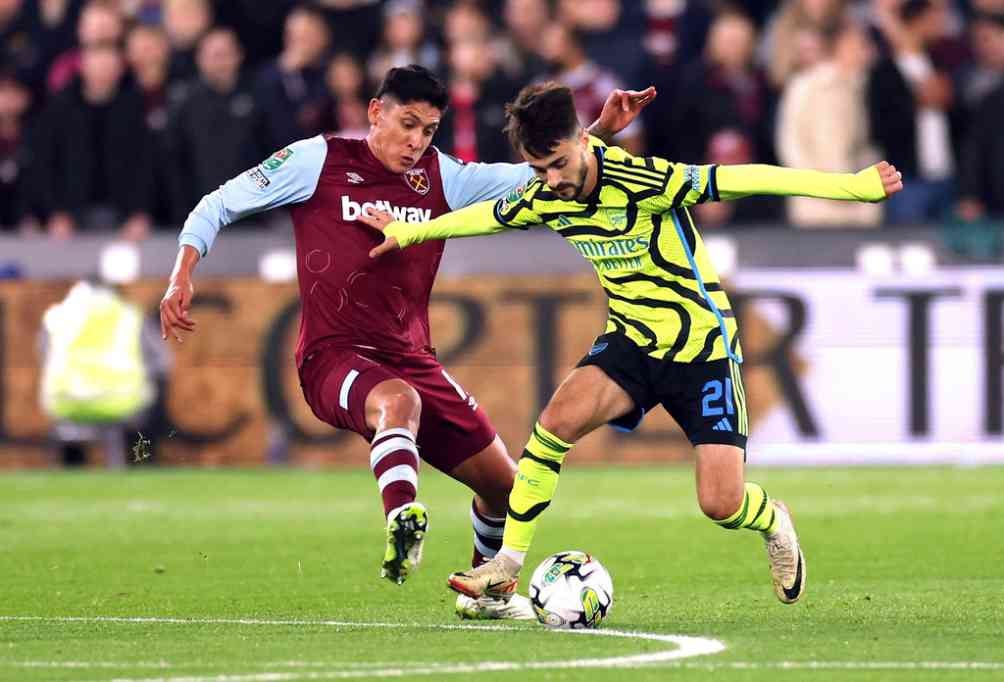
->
<box><xmin>361</xmin><ymin>82</ymin><xmax>904</xmax><ymax>606</ymax></box>
<box><xmin>159</xmin><ymin>67</ymin><xmax>654</xmax><ymax>620</ymax></box>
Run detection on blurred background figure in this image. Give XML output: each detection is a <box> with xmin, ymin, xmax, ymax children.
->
<box><xmin>539</xmin><ymin>21</ymin><xmax>645</xmax><ymax>154</ymax></box>
<box><xmin>47</xmin><ymin>0</ymin><xmax>124</xmax><ymax>94</ymax></box>
<box><xmin>1</xmin><ymin>0</ymin><xmax>53</xmax><ymax>98</ymax></box>
<box><xmin>667</xmin><ymin>10</ymin><xmax>771</xmax><ymax>167</ymax></box>
<box><xmin>497</xmin><ymin>0</ymin><xmax>551</xmax><ymax>84</ymax></box>
<box><xmin>255</xmin><ymin>4</ymin><xmax>331</xmax><ymax>151</ymax></box>
<box><xmin>162</xmin><ymin>0</ymin><xmax>212</xmax><ymax>84</ymax></box>
<box><xmin>436</xmin><ymin>3</ymin><xmax>516</xmax><ymax>163</ymax></box>
<box><xmin>166</xmin><ymin>28</ymin><xmax>264</xmax><ymax>222</ymax></box>
<box><xmin>0</xmin><ymin>70</ymin><xmax>35</xmax><ymax>232</ymax></box>
<box><xmin>323</xmin><ymin>51</ymin><xmax>370</xmax><ymax>139</ymax></box>
<box><xmin>34</xmin><ymin>43</ymin><xmax>153</xmax><ymax>241</ymax></box>
<box><xmin>762</xmin><ymin>0</ymin><xmax>844</xmax><ymax>91</ymax></box>
<box><xmin>777</xmin><ymin>18</ymin><xmax>882</xmax><ymax>227</ymax></box>
<box><xmin>367</xmin><ymin>0</ymin><xmax>438</xmax><ymax>87</ymax></box>
<box><xmin>557</xmin><ymin>0</ymin><xmax>646</xmax><ymax>83</ymax></box>
<box><xmin>957</xmin><ymin>9</ymin><xmax>1004</xmax><ymax>220</ymax></box>
<box><xmin>125</xmin><ymin>23</ymin><xmax>176</xmax><ymax>226</ymax></box>
<box><xmin>39</xmin><ymin>276</ymin><xmax>169</xmax><ymax>467</ymax></box>
<box><xmin>868</xmin><ymin>0</ymin><xmax>957</xmax><ymax>223</ymax></box>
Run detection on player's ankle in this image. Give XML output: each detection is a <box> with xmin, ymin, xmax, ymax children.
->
<box><xmin>499</xmin><ymin>547</ymin><xmax>526</xmax><ymax>568</ymax></box>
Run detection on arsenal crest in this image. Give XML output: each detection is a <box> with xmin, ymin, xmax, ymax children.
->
<box><xmin>404</xmin><ymin>168</ymin><xmax>431</xmax><ymax>195</ymax></box>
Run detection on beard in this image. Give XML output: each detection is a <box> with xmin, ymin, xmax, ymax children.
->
<box><xmin>557</xmin><ymin>152</ymin><xmax>589</xmax><ymax>200</ymax></box>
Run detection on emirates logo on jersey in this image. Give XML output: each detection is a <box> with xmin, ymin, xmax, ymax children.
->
<box><xmin>404</xmin><ymin>168</ymin><xmax>431</xmax><ymax>195</ymax></box>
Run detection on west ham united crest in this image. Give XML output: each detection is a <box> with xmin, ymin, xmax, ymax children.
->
<box><xmin>404</xmin><ymin>168</ymin><xmax>431</xmax><ymax>195</ymax></box>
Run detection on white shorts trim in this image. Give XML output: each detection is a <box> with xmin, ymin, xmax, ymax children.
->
<box><xmin>338</xmin><ymin>369</ymin><xmax>360</xmax><ymax>410</ymax></box>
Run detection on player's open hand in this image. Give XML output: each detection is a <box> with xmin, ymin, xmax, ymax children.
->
<box><xmin>160</xmin><ymin>276</ymin><xmax>195</xmax><ymax>343</ymax></box>
<box><xmin>596</xmin><ymin>86</ymin><xmax>657</xmax><ymax>137</ymax></box>
<box><xmin>874</xmin><ymin>161</ymin><xmax>904</xmax><ymax>199</ymax></box>
<box><xmin>358</xmin><ymin>207</ymin><xmax>401</xmax><ymax>258</ymax></box>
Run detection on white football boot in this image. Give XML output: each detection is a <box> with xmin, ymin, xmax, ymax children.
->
<box><xmin>381</xmin><ymin>502</ymin><xmax>429</xmax><ymax>585</ymax></box>
<box><xmin>455</xmin><ymin>593</ymin><xmax>536</xmax><ymax>620</ymax></box>
<box><xmin>763</xmin><ymin>500</ymin><xmax>806</xmax><ymax>604</ymax></box>
<box><xmin>447</xmin><ymin>554</ymin><xmax>521</xmax><ymax>600</ymax></box>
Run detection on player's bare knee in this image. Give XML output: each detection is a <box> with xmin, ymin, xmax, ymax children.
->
<box><xmin>373</xmin><ymin>381</ymin><xmax>421</xmax><ymax>428</ymax></box>
<box><xmin>538</xmin><ymin>402</ymin><xmax>581</xmax><ymax>444</ymax></box>
<box><xmin>698</xmin><ymin>486</ymin><xmax>744</xmax><ymax>521</ymax></box>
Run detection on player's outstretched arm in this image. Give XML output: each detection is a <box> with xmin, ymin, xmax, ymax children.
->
<box><xmin>587</xmin><ymin>87</ymin><xmax>657</xmax><ymax>144</ymax></box>
<box><xmin>715</xmin><ymin>161</ymin><xmax>904</xmax><ymax>203</ymax></box>
<box><xmin>359</xmin><ymin>200</ymin><xmax>507</xmax><ymax>258</ymax></box>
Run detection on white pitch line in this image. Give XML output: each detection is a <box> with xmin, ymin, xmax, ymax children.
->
<box><xmin>0</xmin><ymin>615</ymin><xmax>725</xmax><ymax>681</ymax></box>
<box><xmin>673</xmin><ymin>661</ymin><xmax>1004</xmax><ymax>671</ymax></box>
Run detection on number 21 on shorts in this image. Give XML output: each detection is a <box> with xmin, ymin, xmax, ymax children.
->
<box><xmin>701</xmin><ymin>379</ymin><xmax>734</xmax><ymax>417</ymax></box>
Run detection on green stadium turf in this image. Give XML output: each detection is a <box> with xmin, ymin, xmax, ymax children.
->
<box><xmin>0</xmin><ymin>466</ymin><xmax>1001</xmax><ymax>681</ymax></box>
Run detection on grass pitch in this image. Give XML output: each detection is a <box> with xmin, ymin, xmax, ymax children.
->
<box><xmin>1</xmin><ymin>465</ymin><xmax>1002</xmax><ymax>681</ymax></box>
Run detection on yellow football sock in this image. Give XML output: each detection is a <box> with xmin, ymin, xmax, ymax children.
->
<box><xmin>716</xmin><ymin>482</ymin><xmax>779</xmax><ymax>534</ymax></box>
<box><xmin>502</xmin><ymin>422</ymin><xmax>571</xmax><ymax>552</ymax></box>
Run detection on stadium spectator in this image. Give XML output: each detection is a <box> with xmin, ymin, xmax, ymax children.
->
<box><xmin>46</xmin><ymin>0</ymin><xmax>124</xmax><ymax>95</ymax></box>
<box><xmin>323</xmin><ymin>52</ymin><xmax>369</xmax><ymax>139</ymax></box>
<box><xmin>125</xmin><ymin>24</ymin><xmax>177</xmax><ymax>226</ymax></box>
<box><xmin>776</xmin><ymin>18</ymin><xmax>882</xmax><ymax>227</ymax></box>
<box><xmin>762</xmin><ymin>0</ymin><xmax>844</xmax><ymax>90</ymax></box>
<box><xmin>956</xmin><ymin>10</ymin><xmax>1004</xmax><ymax>117</ymax></box>
<box><xmin>436</xmin><ymin>4</ymin><xmax>516</xmax><ymax>163</ymax></box>
<box><xmin>1</xmin><ymin>0</ymin><xmax>50</xmax><ymax>95</ymax></box>
<box><xmin>557</xmin><ymin>0</ymin><xmax>646</xmax><ymax>81</ymax></box>
<box><xmin>212</xmin><ymin>0</ymin><xmax>295</xmax><ymax>66</ymax></box>
<box><xmin>166</xmin><ymin>28</ymin><xmax>265</xmax><ymax>220</ymax></box>
<box><xmin>163</xmin><ymin>0</ymin><xmax>212</xmax><ymax>84</ymax></box>
<box><xmin>314</xmin><ymin>0</ymin><xmax>383</xmax><ymax>60</ymax></box>
<box><xmin>496</xmin><ymin>0</ymin><xmax>551</xmax><ymax>84</ymax></box>
<box><xmin>120</xmin><ymin>0</ymin><xmax>163</xmax><ymax>24</ymax></box>
<box><xmin>255</xmin><ymin>4</ymin><xmax>331</xmax><ymax>151</ymax></box>
<box><xmin>0</xmin><ymin>71</ymin><xmax>34</xmax><ymax>230</ymax></box>
<box><xmin>665</xmin><ymin>11</ymin><xmax>771</xmax><ymax>166</ymax></box>
<box><xmin>539</xmin><ymin>22</ymin><xmax>645</xmax><ymax>153</ymax></box>
<box><xmin>442</xmin><ymin>1</ymin><xmax>492</xmax><ymax>45</ymax></box>
<box><xmin>437</xmin><ymin>38</ymin><xmax>516</xmax><ymax>163</ymax></box>
<box><xmin>367</xmin><ymin>0</ymin><xmax>439</xmax><ymax>87</ymax></box>
<box><xmin>34</xmin><ymin>43</ymin><xmax>153</xmax><ymax>240</ymax></box>
<box><xmin>957</xmin><ymin>79</ymin><xmax>1004</xmax><ymax>219</ymax></box>
<box><xmin>868</xmin><ymin>0</ymin><xmax>957</xmax><ymax>223</ymax></box>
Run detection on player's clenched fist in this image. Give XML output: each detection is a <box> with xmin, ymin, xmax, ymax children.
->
<box><xmin>874</xmin><ymin>161</ymin><xmax>904</xmax><ymax>198</ymax></box>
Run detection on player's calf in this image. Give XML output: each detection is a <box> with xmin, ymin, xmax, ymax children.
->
<box><xmin>470</xmin><ymin>499</ymin><xmax>505</xmax><ymax>567</ymax></box>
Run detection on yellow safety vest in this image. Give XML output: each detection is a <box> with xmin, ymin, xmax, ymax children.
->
<box><xmin>41</xmin><ymin>283</ymin><xmax>153</xmax><ymax>423</ymax></box>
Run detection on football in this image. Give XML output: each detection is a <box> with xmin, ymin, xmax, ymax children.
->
<box><xmin>528</xmin><ymin>550</ymin><xmax>614</xmax><ymax>629</ymax></box>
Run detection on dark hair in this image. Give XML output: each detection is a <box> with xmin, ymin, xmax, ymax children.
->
<box><xmin>374</xmin><ymin>64</ymin><xmax>448</xmax><ymax>111</ymax></box>
<box><xmin>503</xmin><ymin>82</ymin><xmax>580</xmax><ymax>158</ymax></box>
<box><xmin>900</xmin><ymin>0</ymin><xmax>933</xmax><ymax>23</ymax></box>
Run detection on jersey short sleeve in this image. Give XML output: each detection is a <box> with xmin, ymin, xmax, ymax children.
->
<box><xmin>436</xmin><ymin>149</ymin><xmax>536</xmax><ymax>210</ymax></box>
<box><xmin>491</xmin><ymin>179</ymin><xmax>544</xmax><ymax>229</ymax></box>
<box><xmin>178</xmin><ymin>135</ymin><xmax>328</xmax><ymax>256</ymax></box>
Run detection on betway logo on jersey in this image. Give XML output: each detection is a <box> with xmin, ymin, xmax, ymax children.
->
<box><xmin>341</xmin><ymin>196</ymin><xmax>431</xmax><ymax>223</ymax></box>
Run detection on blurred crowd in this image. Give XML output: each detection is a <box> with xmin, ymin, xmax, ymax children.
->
<box><xmin>1</xmin><ymin>0</ymin><xmax>1003</xmax><ymax>239</ymax></box>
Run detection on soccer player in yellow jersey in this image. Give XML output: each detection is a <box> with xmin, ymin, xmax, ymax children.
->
<box><xmin>360</xmin><ymin>82</ymin><xmax>903</xmax><ymax>606</ymax></box>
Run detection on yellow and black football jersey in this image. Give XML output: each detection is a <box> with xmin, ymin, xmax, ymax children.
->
<box><xmin>493</xmin><ymin>137</ymin><xmax>741</xmax><ymax>363</ymax></box>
